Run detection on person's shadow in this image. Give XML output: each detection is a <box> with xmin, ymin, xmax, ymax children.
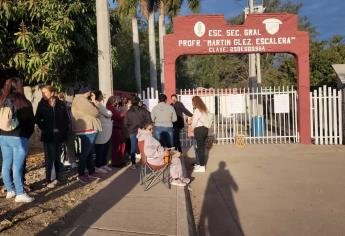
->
<box><xmin>198</xmin><ymin>161</ymin><xmax>244</xmax><ymax>236</ymax></box>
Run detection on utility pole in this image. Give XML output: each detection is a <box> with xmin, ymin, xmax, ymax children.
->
<box><xmin>96</xmin><ymin>0</ymin><xmax>113</xmax><ymax>101</ymax></box>
<box><xmin>245</xmin><ymin>0</ymin><xmax>265</xmax><ymax>136</ymax></box>
<box><xmin>248</xmin><ymin>0</ymin><xmax>256</xmax><ymax>88</ymax></box>
<box><xmin>245</xmin><ymin>0</ymin><xmax>264</xmax><ymax>89</ymax></box>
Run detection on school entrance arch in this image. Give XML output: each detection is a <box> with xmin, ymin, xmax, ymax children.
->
<box><xmin>163</xmin><ymin>14</ymin><xmax>311</xmax><ymax>144</ymax></box>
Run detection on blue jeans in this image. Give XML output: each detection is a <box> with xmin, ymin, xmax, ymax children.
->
<box><xmin>77</xmin><ymin>133</ymin><xmax>97</xmax><ymax>176</ymax></box>
<box><xmin>129</xmin><ymin>134</ymin><xmax>138</xmax><ymax>164</ymax></box>
<box><xmin>0</xmin><ymin>136</ymin><xmax>29</xmax><ymax>195</ymax></box>
<box><xmin>154</xmin><ymin>126</ymin><xmax>173</xmax><ymax>148</ymax></box>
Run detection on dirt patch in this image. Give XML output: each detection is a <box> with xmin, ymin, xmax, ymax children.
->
<box><xmin>0</xmin><ymin>152</ymin><xmax>118</xmax><ymax>236</ymax></box>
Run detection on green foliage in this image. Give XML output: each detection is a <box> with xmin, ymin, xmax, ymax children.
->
<box><xmin>0</xmin><ymin>0</ymin><xmax>77</xmax><ymax>85</ymax></box>
<box><xmin>0</xmin><ymin>0</ymin><xmax>109</xmax><ymax>88</ymax></box>
<box><xmin>310</xmin><ymin>36</ymin><xmax>345</xmax><ymax>87</ymax></box>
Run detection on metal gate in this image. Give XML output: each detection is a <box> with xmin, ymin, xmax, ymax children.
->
<box><xmin>179</xmin><ymin>86</ymin><xmax>298</xmax><ymax>145</ymax></box>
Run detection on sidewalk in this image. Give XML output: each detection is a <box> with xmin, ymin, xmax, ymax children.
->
<box><xmin>47</xmin><ymin>165</ymin><xmax>194</xmax><ymax>236</ymax></box>
<box><xmin>186</xmin><ymin>144</ymin><xmax>345</xmax><ymax>236</ymax></box>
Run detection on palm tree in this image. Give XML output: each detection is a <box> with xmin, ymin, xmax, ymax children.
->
<box><xmin>158</xmin><ymin>0</ymin><xmax>200</xmax><ymax>91</ymax></box>
<box><xmin>116</xmin><ymin>0</ymin><xmax>142</xmax><ymax>93</ymax></box>
<box><xmin>141</xmin><ymin>0</ymin><xmax>158</xmax><ymax>90</ymax></box>
<box><xmin>97</xmin><ymin>0</ymin><xmax>114</xmax><ymax>98</ymax></box>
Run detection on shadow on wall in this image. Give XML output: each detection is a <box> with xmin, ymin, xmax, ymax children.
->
<box><xmin>198</xmin><ymin>161</ymin><xmax>244</xmax><ymax>236</ymax></box>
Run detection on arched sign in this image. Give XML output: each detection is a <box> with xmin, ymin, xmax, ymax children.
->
<box><xmin>163</xmin><ymin>13</ymin><xmax>311</xmax><ymax>144</ymax></box>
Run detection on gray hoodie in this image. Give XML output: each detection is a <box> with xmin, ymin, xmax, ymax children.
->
<box><xmin>137</xmin><ymin>129</ymin><xmax>164</xmax><ymax>166</ymax></box>
<box><xmin>151</xmin><ymin>102</ymin><xmax>177</xmax><ymax>127</ymax></box>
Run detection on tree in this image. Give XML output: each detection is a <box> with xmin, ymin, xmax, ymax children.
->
<box><xmin>0</xmin><ymin>0</ymin><xmax>89</xmax><ymax>87</ymax></box>
<box><xmin>138</xmin><ymin>0</ymin><xmax>158</xmax><ymax>90</ymax></box>
<box><xmin>157</xmin><ymin>0</ymin><xmax>200</xmax><ymax>91</ymax></box>
<box><xmin>116</xmin><ymin>0</ymin><xmax>142</xmax><ymax>92</ymax></box>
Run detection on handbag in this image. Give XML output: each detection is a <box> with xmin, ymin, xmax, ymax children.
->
<box><xmin>0</xmin><ymin>102</ymin><xmax>19</xmax><ymax>131</ymax></box>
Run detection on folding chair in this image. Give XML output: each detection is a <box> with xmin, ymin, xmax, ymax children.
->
<box><xmin>138</xmin><ymin>141</ymin><xmax>170</xmax><ymax>191</ymax></box>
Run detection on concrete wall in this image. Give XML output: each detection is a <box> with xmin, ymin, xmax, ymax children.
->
<box><xmin>24</xmin><ymin>86</ymin><xmax>43</xmax><ymax>151</ymax></box>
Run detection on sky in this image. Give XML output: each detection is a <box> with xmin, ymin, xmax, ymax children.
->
<box><xmin>110</xmin><ymin>0</ymin><xmax>345</xmax><ymax>40</ymax></box>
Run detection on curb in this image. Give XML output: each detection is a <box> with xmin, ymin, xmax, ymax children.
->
<box><xmin>176</xmin><ymin>187</ymin><xmax>197</xmax><ymax>236</ymax></box>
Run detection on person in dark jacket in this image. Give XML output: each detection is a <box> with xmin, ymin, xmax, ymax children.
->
<box><xmin>171</xmin><ymin>94</ymin><xmax>193</xmax><ymax>152</ymax></box>
<box><xmin>0</xmin><ymin>74</ymin><xmax>35</xmax><ymax>203</ymax></box>
<box><xmin>124</xmin><ymin>96</ymin><xmax>150</xmax><ymax>169</ymax></box>
<box><xmin>35</xmin><ymin>85</ymin><xmax>69</xmax><ymax>188</ymax></box>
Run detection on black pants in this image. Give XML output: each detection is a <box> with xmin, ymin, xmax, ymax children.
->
<box><xmin>95</xmin><ymin>142</ymin><xmax>109</xmax><ymax>168</ymax></box>
<box><xmin>194</xmin><ymin>126</ymin><xmax>208</xmax><ymax>166</ymax></box>
<box><xmin>44</xmin><ymin>142</ymin><xmax>63</xmax><ymax>182</ymax></box>
<box><xmin>173</xmin><ymin>127</ymin><xmax>182</xmax><ymax>153</ymax></box>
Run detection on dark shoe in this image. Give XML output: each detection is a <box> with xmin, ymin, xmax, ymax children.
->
<box><xmin>24</xmin><ymin>184</ymin><xmax>32</xmax><ymax>192</ymax></box>
<box><xmin>112</xmin><ymin>163</ymin><xmax>125</xmax><ymax>168</ymax></box>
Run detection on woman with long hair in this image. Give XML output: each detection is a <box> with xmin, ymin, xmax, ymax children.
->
<box><xmin>0</xmin><ymin>72</ymin><xmax>35</xmax><ymax>202</ymax></box>
<box><xmin>191</xmin><ymin>96</ymin><xmax>208</xmax><ymax>173</ymax></box>
<box><xmin>107</xmin><ymin>96</ymin><xmax>126</xmax><ymax>167</ymax></box>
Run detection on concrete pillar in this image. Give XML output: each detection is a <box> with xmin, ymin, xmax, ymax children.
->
<box><xmin>297</xmin><ymin>52</ymin><xmax>311</xmax><ymax>144</ymax></box>
<box><xmin>96</xmin><ymin>0</ymin><xmax>113</xmax><ymax>101</ymax></box>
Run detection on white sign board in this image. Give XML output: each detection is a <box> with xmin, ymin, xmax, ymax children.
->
<box><xmin>179</xmin><ymin>95</ymin><xmax>194</xmax><ymax>113</ymax></box>
<box><xmin>274</xmin><ymin>94</ymin><xmax>290</xmax><ymax>113</ymax></box>
<box><xmin>220</xmin><ymin>94</ymin><xmax>246</xmax><ymax>115</ymax></box>
<box><xmin>143</xmin><ymin>99</ymin><xmax>158</xmax><ymax>112</ymax></box>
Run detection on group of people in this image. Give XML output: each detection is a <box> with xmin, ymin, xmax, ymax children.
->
<box><xmin>0</xmin><ymin>70</ymin><xmax>211</xmax><ymax>203</ymax></box>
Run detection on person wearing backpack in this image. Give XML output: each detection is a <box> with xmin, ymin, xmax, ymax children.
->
<box><xmin>0</xmin><ymin>75</ymin><xmax>35</xmax><ymax>203</ymax></box>
<box><xmin>191</xmin><ymin>96</ymin><xmax>209</xmax><ymax>173</ymax></box>
<box><xmin>35</xmin><ymin>85</ymin><xmax>70</xmax><ymax>188</ymax></box>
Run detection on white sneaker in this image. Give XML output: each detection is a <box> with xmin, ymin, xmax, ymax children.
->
<box><xmin>135</xmin><ymin>154</ymin><xmax>141</xmax><ymax>160</ymax></box>
<box><xmin>6</xmin><ymin>191</ymin><xmax>16</xmax><ymax>199</ymax></box>
<box><xmin>15</xmin><ymin>193</ymin><xmax>34</xmax><ymax>203</ymax></box>
<box><xmin>102</xmin><ymin>166</ymin><xmax>112</xmax><ymax>172</ymax></box>
<box><xmin>181</xmin><ymin>178</ymin><xmax>191</xmax><ymax>184</ymax></box>
<box><xmin>95</xmin><ymin>167</ymin><xmax>108</xmax><ymax>174</ymax></box>
<box><xmin>171</xmin><ymin>179</ymin><xmax>186</xmax><ymax>187</ymax></box>
<box><xmin>193</xmin><ymin>165</ymin><xmax>206</xmax><ymax>173</ymax></box>
<box><xmin>47</xmin><ymin>179</ymin><xmax>58</xmax><ymax>189</ymax></box>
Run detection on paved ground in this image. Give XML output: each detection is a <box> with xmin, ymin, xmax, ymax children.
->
<box><xmin>185</xmin><ymin>144</ymin><xmax>345</xmax><ymax>236</ymax></box>
<box><xmin>46</xmin><ymin>165</ymin><xmax>192</xmax><ymax>236</ymax></box>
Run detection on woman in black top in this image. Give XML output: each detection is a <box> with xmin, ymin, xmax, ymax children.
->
<box><xmin>35</xmin><ymin>85</ymin><xmax>69</xmax><ymax>188</ymax></box>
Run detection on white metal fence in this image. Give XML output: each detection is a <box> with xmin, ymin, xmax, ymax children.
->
<box><xmin>179</xmin><ymin>87</ymin><xmax>298</xmax><ymax>145</ymax></box>
<box><xmin>310</xmin><ymin>86</ymin><xmax>343</xmax><ymax>145</ymax></box>
<box><xmin>139</xmin><ymin>85</ymin><xmax>343</xmax><ymax>146</ymax></box>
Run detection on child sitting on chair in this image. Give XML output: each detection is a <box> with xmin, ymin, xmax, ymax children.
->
<box><xmin>137</xmin><ymin>122</ymin><xmax>190</xmax><ymax>187</ymax></box>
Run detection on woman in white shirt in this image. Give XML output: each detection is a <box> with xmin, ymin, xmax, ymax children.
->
<box><xmin>191</xmin><ymin>96</ymin><xmax>208</xmax><ymax>173</ymax></box>
<box><xmin>92</xmin><ymin>90</ymin><xmax>113</xmax><ymax>173</ymax></box>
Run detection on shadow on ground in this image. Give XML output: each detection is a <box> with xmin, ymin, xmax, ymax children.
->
<box><xmin>184</xmin><ymin>146</ymin><xmax>244</xmax><ymax>236</ymax></box>
<box><xmin>37</xmin><ymin>167</ymin><xmax>138</xmax><ymax>235</ymax></box>
<box><xmin>198</xmin><ymin>161</ymin><xmax>244</xmax><ymax>236</ymax></box>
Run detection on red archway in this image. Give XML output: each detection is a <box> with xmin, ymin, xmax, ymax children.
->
<box><xmin>163</xmin><ymin>13</ymin><xmax>311</xmax><ymax>144</ymax></box>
